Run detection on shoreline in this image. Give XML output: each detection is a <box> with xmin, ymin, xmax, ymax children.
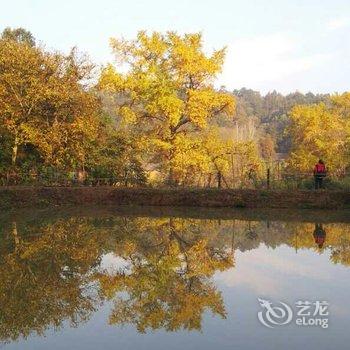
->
<box><xmin>1</xmin><ymin>186</ymin><xmax>350</xmax><ymax>210</ymax></box>
<box><xmin>2</xmin><ymin>205</ymin><xmax>350</xmax><ymax>225</ymax></box>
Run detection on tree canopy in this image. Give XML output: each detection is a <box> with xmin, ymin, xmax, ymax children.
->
<box><xmin>98</xmin><ymin>31</ymin><xmax>235</xmax><ymax>184</ymax></box>
<box><xmin>1</xmin><ymin>27</ymin><xmax>35</xmax><ymax>47</ymax></box>
<box><xmin>0</xmin><ymin>27</ymin><xmax>349</xmax><ymax>187</ymax></box>
<box><xmin>287</xmin><ymin>93</ymin><xmax>350</xmax><ymax>173</ymax></box>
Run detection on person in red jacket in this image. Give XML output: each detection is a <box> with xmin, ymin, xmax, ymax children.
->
<box><xmin>313</xmin><ymin>223</ymin><xmax>326</xmax><ymax>249</ymax></box>
<box><xmin>314</xmin><ymin>159</ymin><xmax>326</xmax><ymax>189</ymax></box>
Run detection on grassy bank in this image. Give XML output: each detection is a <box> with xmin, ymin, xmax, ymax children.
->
<box><xmin>0</xmin><ymin>186</ymin><xmax>350</xmax><ymax>210</ymax></box>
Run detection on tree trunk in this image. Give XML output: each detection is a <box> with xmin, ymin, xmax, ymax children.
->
<box><xmin>217</xmin><ymin>171</ymin><xmax>222</xmax><ymax>188</ymax></box>
<box><xmin>12</xmin><ymin>135</ymin><xmax>19</xmax><ymax>166</ymax></box>
<box><xmin>12</xmin><ymin>222</ymin><xmax>20</xmax><ymax>251</ymax></box>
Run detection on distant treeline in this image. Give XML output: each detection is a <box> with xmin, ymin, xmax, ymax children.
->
<box><xmin>230</xmin><ymin>88</ymin><xmax>330</xmax><ymax>154</ymax></box>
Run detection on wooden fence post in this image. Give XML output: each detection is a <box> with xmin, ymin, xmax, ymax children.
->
<box><xmin>217</xmin><ymin>171</ymin><xmax>222</xmax><ymax>188</ymax></box>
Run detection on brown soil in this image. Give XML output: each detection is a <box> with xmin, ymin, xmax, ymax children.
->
<box><xmin>1</xmin><ymin>187</ymin><xmax>349</xmax><ymax>210</ymax></box>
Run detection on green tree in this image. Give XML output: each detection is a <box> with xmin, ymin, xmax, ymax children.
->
<box><xmin>1</xmin><ymin>27</ymin><xmax>35</xmax><ymax>47</ymax></box>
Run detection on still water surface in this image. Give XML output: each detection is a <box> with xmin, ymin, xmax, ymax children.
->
<box><xmin>0</xmin><ymin>207</ymin><xmax>349</xmax><ymax>349</ymax></box>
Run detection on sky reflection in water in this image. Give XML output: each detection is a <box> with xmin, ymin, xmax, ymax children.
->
<box><xmin>0</xmin><ymin>208</ymin><xmax>349</xmax><ymax>350</ymax></box>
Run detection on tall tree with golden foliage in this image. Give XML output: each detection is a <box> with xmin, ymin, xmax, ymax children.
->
<box><xmin>98</xmin><ymin>31</ymin><xmax>235</xmax><ymax>184</ymax></box>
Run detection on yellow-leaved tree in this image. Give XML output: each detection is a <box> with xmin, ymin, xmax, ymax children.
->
<box><xmin>0</xmin><ymin>36</ymin><xmax>100</xmax><ymax>171</ymax></box>
<box><xmin>287</xmin><ymin>93</ymin><xmax>350</xmax><ymax>174</ymax></box>
<box><xmin>98</xmin><ymin>31</ymin><xmax>235</xmax><ymax>184</ymax></box>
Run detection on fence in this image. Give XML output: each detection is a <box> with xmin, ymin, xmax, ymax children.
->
<box><xmin>1</xmin><ymin>169</ymin><xmax>349</xmax><ymax>190</ymax></box>
<box><xmin>0</xmin><ymin>172</ymin><xmax>125</xmax><ymax>187</ymax></box>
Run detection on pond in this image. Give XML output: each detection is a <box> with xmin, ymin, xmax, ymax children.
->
<box><xmin>0</xmin><ymin>206</ymin><xmax>349</xmax><ymax>350</ymax></box>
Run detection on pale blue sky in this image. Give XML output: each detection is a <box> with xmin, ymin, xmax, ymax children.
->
<box><xmin>1</xmin><ymin>0</ymin><xmax>349</xmax><ymax>94</ymax></box>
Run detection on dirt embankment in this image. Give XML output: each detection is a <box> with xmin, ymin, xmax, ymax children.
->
<box><xmin>0</xmin><ymin>187</ymin><xmax>350</xmax><ymax>210</ymax></box>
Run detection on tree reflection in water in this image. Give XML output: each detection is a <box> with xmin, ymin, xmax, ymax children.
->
<box><xmin>0</xmin><ymin>213</ymin><xmax>349</xmax><ymax>343</ymax></box>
